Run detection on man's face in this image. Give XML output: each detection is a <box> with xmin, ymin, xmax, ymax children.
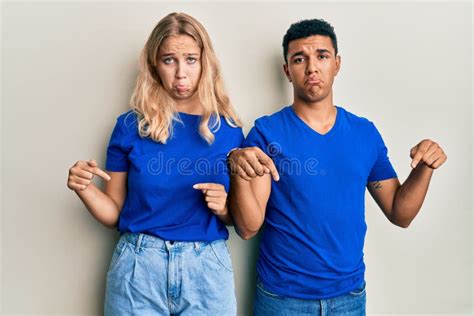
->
<box><xmin>284</xmin><ymin>35</ymin><xmax>341</xmax><ymax>104</ymax></box>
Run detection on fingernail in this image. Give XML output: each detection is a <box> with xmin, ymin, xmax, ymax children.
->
<box><xmin>193</xmin><ymin>184</ymin><xmax>198</xmax><ymax>189</ymax></box>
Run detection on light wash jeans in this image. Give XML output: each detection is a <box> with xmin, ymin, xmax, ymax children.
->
<box><xmin>254</xmin><ymin>278</ymin><xmax>366</xmax><ymax>316</ymax></box>
<box><xmin>104</xmin><ymin>232</ymin><xmax>236</xmax><ymax>315</ymax></box>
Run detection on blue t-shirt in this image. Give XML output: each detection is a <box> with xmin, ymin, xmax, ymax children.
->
<box><xmin>243</xmin><ymin>105</ymin><xmax>397</xmax><ymax>299</ymax></box>
<box><xmin>106</xmin><ymin>110</ymin><xmax>244</xmax><ymax>242</ymax></box>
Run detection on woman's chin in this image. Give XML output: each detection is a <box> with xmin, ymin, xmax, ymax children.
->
<box><xmin>172</xmin><ymin>90</ymin><xmax>198</xmax><ymax>101</ymax></box>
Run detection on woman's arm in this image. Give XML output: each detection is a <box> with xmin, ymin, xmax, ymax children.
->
<box><xmin>68</xmin><ymin>160</ymin><xmax>127</xmax><ymax>229</ymax></box>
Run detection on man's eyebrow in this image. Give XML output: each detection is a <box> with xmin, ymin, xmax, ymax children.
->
<box><xmin>290</xmin><ymin>51</ymin><xmax>305</xmax><ymax>59</ymax></box>
<box><xmin>290</xmin><ymin>48</ymin><xmax>333</xmax><ymax>59</ymax></box>
<box><xmin>316</xmin><ymin>49</ymin><xmax>332</xmax><ymax>54</ymax></box>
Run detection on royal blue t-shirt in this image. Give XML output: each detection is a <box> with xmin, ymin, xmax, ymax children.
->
<box><xmin>106</xmin><ymin>110</ymin><xmax>244</xmax><ymax>242</ymax></box>
<box><xmin>243</xmin><ymin>105</ymin><xmax>397</xmax><ymax>299</ymax></box>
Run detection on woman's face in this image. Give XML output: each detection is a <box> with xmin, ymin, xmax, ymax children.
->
<box><xmin>156</xmin><ymin>35</ymin><xmax>202</xmax><ymax>104</ymax></box>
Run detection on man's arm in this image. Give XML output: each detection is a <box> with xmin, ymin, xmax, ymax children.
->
<box><xmin>368</xmin><ymin>139</ymin><xmax>447</xmax><ymax>228</ymax></box>
<box><xmin>229</xmin><ymin>174</ymin><xmax>271</xmax><ymax>239</ymax></box>
<box><xmin>368</xmin><ymin>166</ymin><xmax>432</xmax><ymax>228</ymax></box>
<box><xmin>227</xmin><ymin>147</ymin><xmax>276</xmax><ymax>239</ymax></box>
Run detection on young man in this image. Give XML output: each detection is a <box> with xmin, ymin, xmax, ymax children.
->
<box><xmin>228</xmin><ymin>19</ymin><xmax>447</xmax><ymax>315</ymax></box>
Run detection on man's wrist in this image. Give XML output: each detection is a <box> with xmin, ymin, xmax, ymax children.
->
<box><xmin>226</xmin><ymin>147</ymin><xmax>241</xmax><ymax>160</ymax></box>
<box><xmin>226</xmin><ymin>148</ymin><xmax>243</xmax><ymax>178</ymax></box>
<box><xmin>226</xmin><ymin>147</ymin><xmax>241</xmax><ymax>170</ymax></box>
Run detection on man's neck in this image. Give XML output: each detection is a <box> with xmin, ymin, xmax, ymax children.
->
<box><xmin>292</xmin><ymin>98</ymin><xmax>337</xmax><ymax>135</ymax></box>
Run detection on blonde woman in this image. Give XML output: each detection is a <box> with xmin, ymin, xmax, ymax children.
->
<box><xmin>67</xmin><ymin>12</ymin><xmax>242</xmax><ymax>315</ymax></box>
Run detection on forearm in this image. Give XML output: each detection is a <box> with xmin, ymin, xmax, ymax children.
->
<box><xmin>392</xmin><ymin>164</ymin><xmax>434</xmax><ymax>227</ymax></box>
<box><xmin>75</xmin><ymin>183</ymin><xmax>121</xmax><ymax>229</ymax></box>
<box><xmin>217</xmin><ymin>206</ymin><xmax>233</xmax><ymax>226</ymax></box>
<box><xmin>228</xmin><ymin>176</ymin><xmax>265</xmax><ymax>239</ymax></box>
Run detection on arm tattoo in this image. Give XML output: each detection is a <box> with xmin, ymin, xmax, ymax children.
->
<box><xmin>373</xmin><ymin>181</ymin><xmax>382</xmax><ymax>189</ymax></box>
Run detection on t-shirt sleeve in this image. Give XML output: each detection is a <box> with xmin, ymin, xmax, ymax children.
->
<box><xmin>106</xmin><ymin>116</ymin><xmax>131</xmax><ymax>172</ymax></box>
<box><xmin>367</xmin><ymin>122</ymin><xmax>398</xmax><ymax>182</ymax></box>
<box><xmin>234</xmin><ymin>127</ymin><xmax>245</xmax><ymax>148</ymax></box>
<box><xmin>242</xmin><ymin>121</ymin><xmax>269</xmax><ymax>154</ymax></box>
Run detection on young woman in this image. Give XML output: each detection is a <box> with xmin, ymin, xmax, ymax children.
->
<box><xmin>67</xmin><ymin>12</ymin><xmax>243</xmax><ymax>315</ymax></box>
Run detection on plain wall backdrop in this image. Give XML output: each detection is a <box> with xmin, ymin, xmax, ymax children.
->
<box><xmin>2</xmin><ymin>1</ymin><xmax>472</xmax><ymax>315</ymax></box>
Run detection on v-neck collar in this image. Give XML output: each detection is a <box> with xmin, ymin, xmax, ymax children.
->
<box><xmin>288</xmin><ymin>105</ymin><xmax>341</xmax><ymax>137</ymax></box>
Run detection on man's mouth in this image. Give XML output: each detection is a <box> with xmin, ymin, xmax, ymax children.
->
<box><xmin>306</xmin><ymin>77</ymin><xmax>322</xmax><ymax>86</ymax></box>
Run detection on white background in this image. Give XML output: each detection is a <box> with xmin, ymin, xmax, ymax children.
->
<box><xmin>2</xmin><ymin>1</ymin><xmax>472</xmax><ymax>315</ymax></box>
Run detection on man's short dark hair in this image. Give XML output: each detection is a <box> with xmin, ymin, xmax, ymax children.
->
<box><xmin>282</xmin><ymin>19</ymin><xmax>338</xmax><ymax>63</ymax></box>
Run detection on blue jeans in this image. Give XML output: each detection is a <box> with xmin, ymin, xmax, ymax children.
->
<box><xmin>254</xmin><ymin>278</ymin><xmax>366</xmax><ymax>316</ymax></box>
<box><xmin>104</xmin><ymin>232</ymin><xmax>236</xmax><ymax>315</ymax></box>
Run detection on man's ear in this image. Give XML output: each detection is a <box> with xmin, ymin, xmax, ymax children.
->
<box><xmin>283</xmin><ymin>63</ymin><xmax>292</xmax><ymax>82</ymax></box>
<box><xmin>334</xmin><ymin>55</ymin><xmax>341</xmax><ymax>76</ymax></box>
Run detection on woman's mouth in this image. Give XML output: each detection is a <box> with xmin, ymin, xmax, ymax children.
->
<box><xmin>175</xmin><ymin>85</ymin><xmax>189</xmax><ymax>93</ymax></box>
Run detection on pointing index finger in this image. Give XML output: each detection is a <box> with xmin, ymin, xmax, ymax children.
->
<box><xmin>193</xmin><ymin>183</ymin><xmax>224</xmax><ymax>191</ymax></box>
<box><xmin>256</xmin><ymin>152</ymin><xmax>279</xmax><ymax>181</ymax></box>
<box><xmin>93</xmin><ymin>167</ymin><xmax>111</xmax><ymax>181</ymax></box>
<box><xmin>411</xmin><ymin>150</ymin><xmax>424</xmax><ymax>169</ymax></box>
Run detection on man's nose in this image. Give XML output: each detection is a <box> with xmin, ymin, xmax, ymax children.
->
<box><xmin>305</xmin><ymin>56</ymin><xmax>319</xmax><ymax>75</ymax></box>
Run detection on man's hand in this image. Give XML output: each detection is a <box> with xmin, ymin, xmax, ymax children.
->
<box><xmin>410</xmin><ymin>139</ymin><xmax>447</xmax><ymax>169</ymax></box>
<box><xmin>228</xmin><ymin>147</ymin><xmax>280</xmax><ymax>181</ymax></box>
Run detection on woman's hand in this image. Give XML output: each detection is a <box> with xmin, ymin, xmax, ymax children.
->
<box><xmin>193</xmin><ymin>183</ymin><xmax>228</xmax><ymax>216</ymax></box>
<box><xmin>67</xmin><ymin>159</ymin><xmax>111</xmax><ymax>191</ymax></box>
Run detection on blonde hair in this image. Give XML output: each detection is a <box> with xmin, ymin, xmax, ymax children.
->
<box><xmin>129</xmin><ymin>12</ymin><xmax>242</xmax><ymax>144</ymax></box>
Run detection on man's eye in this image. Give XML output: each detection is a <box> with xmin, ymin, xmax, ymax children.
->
<box><xmin>319</xmin><ymin>55</ymin><xmax>329</xmax><ymax>60</ymax></box>
<box><xmin>294</xmin><ymin>57</ymin><xmax>304</xmax><ymax>63</ymax></box>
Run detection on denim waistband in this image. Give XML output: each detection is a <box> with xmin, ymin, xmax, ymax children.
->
<box><xmin>120</xmin><ymin>232</ymin><xmax>224</xmax><ymax>250</ymax></box>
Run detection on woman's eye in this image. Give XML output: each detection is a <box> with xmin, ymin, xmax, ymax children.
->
<box><xmin>187</xmin><ymin>57</ymin><xmax>197</xmax><ymax>63</ymax></box>
<box><xmin>163</xmin><ymin>58</ymin><xmax>174</xmax><ymax>64</ymax></box>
